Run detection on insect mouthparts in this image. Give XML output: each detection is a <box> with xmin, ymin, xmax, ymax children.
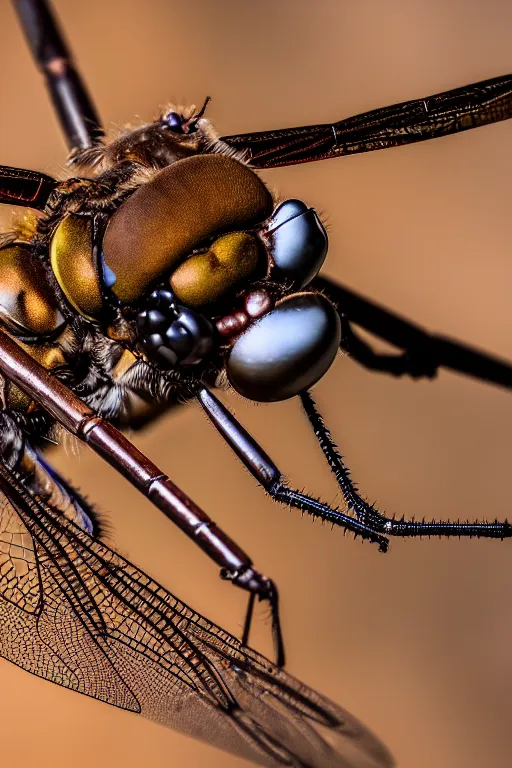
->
<box><xmin>136</xmin><ymin>289</ymin><xmax>214</xmax><ymax>369</ymax></box>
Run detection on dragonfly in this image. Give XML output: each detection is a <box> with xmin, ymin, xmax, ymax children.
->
<box><xmin>1</xmin><ymin>1</ymin><xmax>512</xmax><ymax>766</ymax></box>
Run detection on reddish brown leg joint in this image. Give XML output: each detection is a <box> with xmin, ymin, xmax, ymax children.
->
<box><xmin>0</xmin><ymin>329</ymin><xmax>284</xmax><ymax>664</ymax></box>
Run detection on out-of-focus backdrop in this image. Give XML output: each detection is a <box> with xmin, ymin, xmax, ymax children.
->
<box><xmin>1</xmin><ymin>1</ymin><xmax>512</xmax><ymax>766</ymax></box>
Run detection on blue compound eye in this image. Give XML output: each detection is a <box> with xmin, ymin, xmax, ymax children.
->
<box><xmin>165</xmin><ymin>111</ymin><xmax>185</xmax><ymax>133</ymax></box>
<box><xmin>266</xmin><ymin>199</ymin><xmax>328</xmax><ymax>288</ymax></box>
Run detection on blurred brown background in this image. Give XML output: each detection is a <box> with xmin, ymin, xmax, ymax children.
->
<box><xmin>1</xmin><ymin>1</ymin><xmax>512</xmax><ymax>766</ymax></box>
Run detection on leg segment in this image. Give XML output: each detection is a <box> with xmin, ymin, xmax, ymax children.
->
<box><xmin>197</xmin><ymin>387</ymin><xmax>389</xmax><ymax>551</ymax></box>
<box><xmin>0</xmin><ymin>328</ymin><xmax>284</xmax><ymax>664</ymax></box>
<box><xmin>300</xmin><ymin>389</ymin><xmax>512</xmax><ymax>542</ymax></box>
<box><xmin>197</xmin><ymin>386</ymin><xmax>512</xmax><ymax>549</ymax></box>
<box><xmin>314</xmin><ymin>274</ymin><xmax>512</xmax><ymax>390</ymax></box>
<box><xmin>13</xmin><ymin>0</ymin><xmax>104</xmax><ymax>152</ymax></box>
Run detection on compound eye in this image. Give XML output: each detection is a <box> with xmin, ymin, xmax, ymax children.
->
<box><xmin>0</xmin><ymin>243</ymin><xmax>65</xmax><ymax>336</ymax></box>
<box><xmin>102</xmin><ymin>155</ymin><xmax>273</xmax><ymax>303</ymax></box>
<box><xmin>50</xmin><ymin>213</ymin><xmax>103</xmax><ymax>320</ymax></box>
<box><xmin>226</xmin><ymin>293</ymin><xmax>340</xmax><ymax>402</ymax></box>
<box><xmin>266</xmin><ymin>199</ymin><xmax>328</xmax><ymax>288</ymax></box>
<box><xmin>165</xmin><ymin>111</ymin><xmax>185</xmax><ymax>133</ymax></box>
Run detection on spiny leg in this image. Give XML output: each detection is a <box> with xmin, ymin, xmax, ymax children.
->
<box><xmin>197</xmin><ymin>387</ymin><xmax>389</xmax><ymax>552</ymax></box>
<box><xmin>197</xmin><ymin>386</ymin><xmax>512</xmax><ymax>552</ymax></box>
<box><xmin>300</xmin><ymin>389</ymin><xmax>512</xmax><ymax>542</ymax></box>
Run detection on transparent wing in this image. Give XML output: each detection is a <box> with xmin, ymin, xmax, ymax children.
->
<box><xmin>0</xmin><ymin>460</ymin><xmax>392</xmax><ymax>768</ymax></box>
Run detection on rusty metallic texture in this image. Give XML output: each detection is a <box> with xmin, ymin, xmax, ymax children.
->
<box><xmin>0</xmin><ymin>327</ymin><xmax>93</xmax><ymax>430</ymax></box>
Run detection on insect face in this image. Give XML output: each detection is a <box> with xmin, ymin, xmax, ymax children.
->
<box><xmin>48</xmin><ymin>149</ymin><xmax>336</xmax><ymax>402</ymax></box>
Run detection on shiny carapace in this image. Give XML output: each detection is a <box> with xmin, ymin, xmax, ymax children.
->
<box><xmin>0</xmin><ymin>109</ymin><xmax>340</xmax><ymax>424</ymax></box>
<box><xmin>4</xmin><ymin>3</ymin><xmax>512</xmax><ymax>767</ymax></box>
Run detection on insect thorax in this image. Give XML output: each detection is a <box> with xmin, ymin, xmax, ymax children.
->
<box><xmin>0</xmin><ymin>110</ymin><xmax>243</xmax><ymax>430</ymax></box>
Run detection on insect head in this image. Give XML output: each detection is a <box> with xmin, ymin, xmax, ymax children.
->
<box><xmin>15</xmin><ymin>154</ymin><xmax>341</xmax><ymax>402</ymax></box>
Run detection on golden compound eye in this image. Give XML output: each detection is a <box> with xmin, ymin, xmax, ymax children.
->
<box><xmin>169</xmin><ymin>232</ymin><xmax>263</xmax><ymax>308</ymax></box>
<box><xmin>50</xmin><ymin>213</ymin><xmax>103</xmax><ymax>320</ymax></box>
<box><xmin>0</xmin><ymin>243</ymin><xmax>64</xmax><ymax>336</ymax></box>
<box><xmin>102</xmin><ymin>154</ymin><xmax>273</xmax><ymax>303</ymax></box>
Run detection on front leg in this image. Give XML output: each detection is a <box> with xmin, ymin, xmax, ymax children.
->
<box><xmin>0</xmin><ymin>330</ymin><xmax>285</xmax><ymax>666</ymax></box>
<box><xmin>198</xmin><ymin>387</ymin><xmax>512</xmax><ymax>549</ymax></box>
<box><xmin>197</xmin><ymin>387</ymin><xmax>389</xmax><ymax>551</ymax></box>
<box><xmin>339</xmin><ymin>314</ymin><xmax>438</xmax><ymax>380</ymax></box>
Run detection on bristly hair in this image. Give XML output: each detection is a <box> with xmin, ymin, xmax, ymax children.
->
<box><xmin>70</xmin><ymin>104</ymin><xmax>247</xmax><ymax>175</ymax></box>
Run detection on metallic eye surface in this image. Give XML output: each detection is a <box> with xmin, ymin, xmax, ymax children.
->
<box><xmin>267</xmin><ymin>199</ymin><xmax>328</xmax><ymax>288</ymax></box>
<box><xmin>102</xmin><ymin>155</ymin><xmax>273</xmax><ymax>303</ymax></box>
<box><xmin>50</xmin><ymin>213</ymin><xmax>103</xmax><ymax>320</ymax></box>
<box><xmin>165</xmin><ymin>111</ymin><xmax>184</xmax><ymax>132</ymax></box>
<box><xmin>136</xmin><ymin>289</ymin><xmax>213</xmax><ymax>369</ymax></box>
<box><xmin>0</xmin><ymin>243</ymin><xmax>65</xmax><ymax>336</ymax></box>
<box><xmin>226</xmin><ymin>293</ymin><xmax>340</xmax><ymax>402</ymax></box>
<box><xmin>169</xmin><ymin>231</ymin><xmax>262</xmax><ymax>307</ymax></box>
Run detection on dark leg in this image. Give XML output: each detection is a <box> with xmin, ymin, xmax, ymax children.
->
<box><xmin>197</xmin><ymin>387</ymin><xmax>512</xmax><ymax>549</ymax></box>
<box><xmin>0</xmin><ymin>329</ymin><xmax>284</xmax><ymax>665</ymax></box>
<box><xmin>197</xmin><ymin>388</ymin><xmax>389</xmax><ymax>551</ymax></box>
<box><xmin>315</xmin><ymin>274</ymin><xmax>512</xmax><ymax>391</ymax></box>
<box><xmin>339</xmin><ymin>315</ymin><xmax>438</xmax><ymax>379</ymax></box>
<box><xmin>13</xmin><ymin>0</ymin><xmax>104</xmax><ymax>152</ymax></box>
<box><xmin>299</xmin><ymin>389</ymin><xmax>512</xmax><ymax>542</ymax></box>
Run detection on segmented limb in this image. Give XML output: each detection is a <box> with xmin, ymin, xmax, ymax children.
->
<box><xmin>13</xmin><ymin>0</ymin><xmax>104</xmax><ymax>151</ymax></box>
<box><xmin>300</xmin><ymin>390</ymin><xmax>512</xmax><ymax>542</ymax></box>
<box><xmin>315</xmin><ymin>274</ymin><xmax>512</xmax><ymax>390</ymax></box>
<box><xmin>197</xmin><ymin>387</ymin><xmax>512</xmax><ymax>552</ymax></box>
<box><xmin>0</xmin><ymin>328</ymin><xmax>285</xmax><ymax>665</ymax></box>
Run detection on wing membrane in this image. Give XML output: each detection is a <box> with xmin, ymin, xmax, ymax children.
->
<box><xmin>0</xmin><ymin>493</ymin><xmax>39</xmax><ymax>611</ymax></box>
<box><xmin>0</xmin><ymin>460</ymin><xmax>392</xmax><ymax>768</ymax></box>
<box><xmin>0</xmin><ymin>166</ymin><xmax>56</xmax><ymax>209</ymax></box>
<box><xmin>221</xmin><ymin>74</ymin><xmax>512</xmax><ymax>168</ymax></box>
